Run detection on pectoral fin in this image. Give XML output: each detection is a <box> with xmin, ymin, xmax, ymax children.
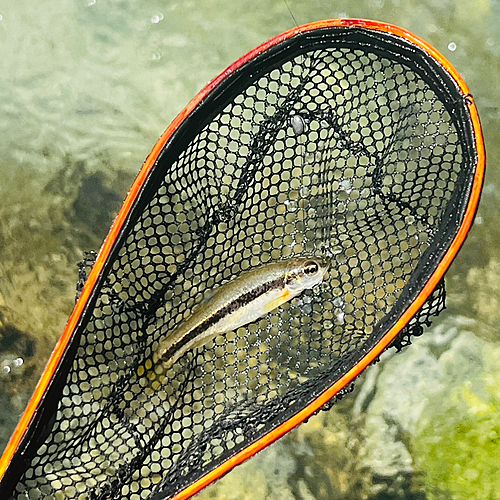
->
<box><xmin>263</xmin><ymin>289</ymin><xmax>292</xmax><ymax>314</ymax></box>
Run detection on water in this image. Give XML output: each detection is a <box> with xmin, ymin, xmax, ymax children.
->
<box><xmin>1</xmin><ymin>0</ymin><xmax>499</xmax><ymax>499</ymax></box>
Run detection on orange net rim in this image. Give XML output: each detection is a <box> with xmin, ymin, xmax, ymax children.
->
<box><xmin>0</xmin><ymin>18</ymin><xmax>485</xmax><ymax>494</ymax></box>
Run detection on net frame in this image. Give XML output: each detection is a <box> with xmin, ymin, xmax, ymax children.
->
<box><xmin>0</xmin><ymin>18</ymin><xmax>484</xmax><ymax>500</ymax></box>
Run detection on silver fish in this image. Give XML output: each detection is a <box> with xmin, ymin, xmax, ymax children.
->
<box><xmin>140</xmin><ymin>257</ymin><xmax>329</xmax><ymax>383</ymax></box>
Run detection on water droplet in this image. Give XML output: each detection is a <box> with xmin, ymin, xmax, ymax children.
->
<box><xmin>284</xmin><ymin>199</ymin><xmax>298</xmax><ymax>212</ymax></box>
<box><xmin>299</xmin><ymin>186</ymin><xmax>309</xmax><ymax>197</ymax></box>
<box><xmin>290</xmin><ymin>115</ymin><xmax>305</xmax><ymax>135</ymax></box>
<box><xmin>340</xmin><ymin>180</ymin><xmax>352</xmax><ymax>193</ymax></box>
<box><xmin>333</xmin><ymin>297</ymin><xmax>344</xmax><ymax>308</ymax></box>
<box><xmin>13</xmin><ymin>357</ymin><xmax>24</xmax><ymax>367</ymax></box>
<box><xmin>151</xmin><ymin>13</ymin><xmax>164</xmax><ymax>23</ymax></box>
<box><xmin>302</xmin><ymin>304</ymin><xmax>312</xmax><ymax>314</ymax></box>
<box><xmin>304</xmin><ymin>152</ymin><xmax>315</xmax><ymax>164</ymax></box>
<box><xmin>324</xmin><ymin>320</ymin><xmax>333</xmax><ymax>329</ymax></box>
<box><xmin>448</xmin><ymin>42</ymin><xmax>457</xmax><ymax>52</ymax></box>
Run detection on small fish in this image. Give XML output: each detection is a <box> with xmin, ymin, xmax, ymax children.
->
<box><xmin>139</xmin><ymin>257</ymin><xmax>329</xmax><ymax>385</ymax></box>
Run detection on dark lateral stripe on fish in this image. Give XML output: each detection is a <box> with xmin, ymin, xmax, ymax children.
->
<box><xmin>161</xmin><ymin>276</ymin><xmax>286</xmax><ymax>363</ymax></box>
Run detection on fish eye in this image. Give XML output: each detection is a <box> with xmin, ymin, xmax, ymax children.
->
<box><xmin>303</xmin><ymin>261</ymin><xmax>319</xmax><ymax>276</ymax></box>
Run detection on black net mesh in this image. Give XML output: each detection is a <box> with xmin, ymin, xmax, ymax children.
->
<box><xmin>4</xmin><ymin>26</ymin><xmax>478</xmax><ymax>500</ymax></box>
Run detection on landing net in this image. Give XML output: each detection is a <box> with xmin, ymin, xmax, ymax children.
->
<box><xmin>0</xmin><ymin>20</ymin><xmax>484</xmax><ymax>500</ymax></box>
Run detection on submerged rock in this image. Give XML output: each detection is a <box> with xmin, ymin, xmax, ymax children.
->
<box><xmin>357</xmin><ymin>314</ymin><xmax>500</xmax><ymax>500</ymax></box>
<box><xmin>465</xmin><ymin>259</ymin><xmax>500</xmax><ymax>342</ymax></box>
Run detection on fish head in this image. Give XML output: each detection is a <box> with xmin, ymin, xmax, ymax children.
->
<box><xmin>284</xmin><ymin>257</ymin><xmax>330</xmax><ymax>294</ymax></box>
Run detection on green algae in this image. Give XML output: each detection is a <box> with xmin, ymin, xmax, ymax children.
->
<box><xmin>415</xmin><ymin>349</ymin><xmax>500</xmax><ymax>500</ymax></box>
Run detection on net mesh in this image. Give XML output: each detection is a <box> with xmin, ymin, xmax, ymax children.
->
<box><xmin>7</xmin><ymin>27</ymin><xmax>476</xmax><ymax>500</ymax></box>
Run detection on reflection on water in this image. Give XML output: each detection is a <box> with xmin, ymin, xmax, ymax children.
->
<box><xmin>0</xmin><ymin>0</ymin><xmax>499</xmax><ymax>498</ymax></box>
